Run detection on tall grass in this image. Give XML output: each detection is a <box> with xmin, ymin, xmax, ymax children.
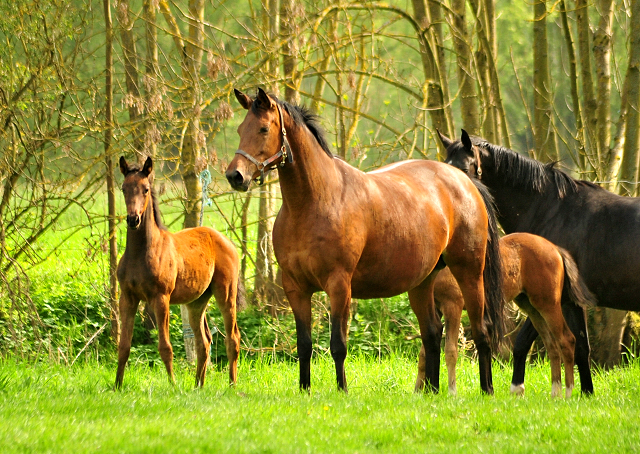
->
<box><xmin>1</xmin><ymin>354</ymin><xmax>639</xmax><ymax>453</ymax></box>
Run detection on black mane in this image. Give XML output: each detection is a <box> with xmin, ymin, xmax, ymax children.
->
<box><xmin>472</xmin><ymin>137</ymin><xmax>581</xmax><ymax>198</ymax></box>
<box><xmin>252</xmin><ymin>94</ymin><xmax>334</xmax><ymax>158</ymax></box>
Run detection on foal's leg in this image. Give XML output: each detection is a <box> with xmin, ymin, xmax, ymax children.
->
<box><xmin>186</xmin><ymin>295</ymin><xmax>211</xmax><ymax>387</ymax></box>
<box><xmin>115</xmin><ymin>291</ymin><xmax>140</xmax><ymax>389</ymax></box>
<box><xmin>511</xmin><ymin>317</ymin><xmax>538</xmax><ymax>394</ymax></box>
<box><xmin>409</xmin><ymin>274</ymin><xmax>442</xmax><ymax>393</ymax></box>
<box><xmin>562</xmin><ymin>303</ymin><xmax>593</xmax><ymax>394</ymax></box>
<box><xmin>213</xmin><ymin>280</ymin><xmax>240</xmax><ymax>385</ymax></box>
<box><xmin>326</xmin><ymin>274</ymin><xmax>352</xmax><ymax>392</ymax></box>
<box><xmin>283</xmin><ymin>273</ymin><xmax>313</xmax><ymax>391</ymax></box>
<box><xmin>152</xmin><ymin>295</ymin><xmax>175</xmax><ymax>384</ymax></box>
<box><xmin>439</xmin><ymin>298</ymin><xmax>463</xmax><ymax>395</ymax></box>
<box><xmin>542</xmin><ymin>311</ymin><xmax>576</xmax><ymax>398</ymax></box>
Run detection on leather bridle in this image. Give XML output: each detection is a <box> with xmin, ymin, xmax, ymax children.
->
<box><xmin>234</xmin><ymin>103</ymin><xmax>294</xmax><ymax>185</ymax></box>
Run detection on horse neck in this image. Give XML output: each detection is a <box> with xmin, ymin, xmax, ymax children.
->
<box><xmin>125</xmin><ymin>195</ymin><xmax>162</xmax><ymax>256</ymax></box>
<box><xmin>482</xmin><ymin>168</ymin><xmax>550</xmax><ymax>234</ymax></box>
<box><xmin>276</xmin><ymin>121</ymin><xmax>340</xmax><ymax>209</ymax></box>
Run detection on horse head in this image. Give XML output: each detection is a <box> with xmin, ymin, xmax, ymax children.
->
<box><xmin>225</xmin><ymin>88</ymin><xmax>291</xmax><ymax>191</ymax></box>
<box><xmin>119</xmin><ymin>156</ymin><xmax>153</xmax><ymax>230</ymax></box>
<box><xmin>439</xmin><ymin>129</ymin><xmax>485</xmax><ymax>179</ymax></box>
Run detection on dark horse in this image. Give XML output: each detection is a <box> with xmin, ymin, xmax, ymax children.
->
<box><xmin>435</xmin><ymin>232</ymin><xmax>595</xmax><ymax>397</ymax></box>
<box><xmin>116</xmin><ymin>157</ymin><xmax>242</xmax><ymax>389</ymax></box>
<box><xmin>225</xmin><ymin>88</ymin><xmax>504</xmax><ymax>394</ymax></box>
<box><xmin>440</xmin><ymin>129</ymin><xmax>640</xmax><ymax>395</ymax></box>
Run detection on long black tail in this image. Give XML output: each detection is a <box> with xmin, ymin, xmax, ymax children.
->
<box><xmin>558</xmin><ymin>247</ymin><xmax>597</xmax><ymax>308</ymax></box>
<box><xmin>472</xmin><ymin>179</ymin><xmax>505</xmax><ymax>349</ymax></box>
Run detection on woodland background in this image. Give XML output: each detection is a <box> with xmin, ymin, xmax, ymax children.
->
<box><xmin>1</xmin><ymin>0</ymin><xmax>640</xmax><ymax>370</ymax></box>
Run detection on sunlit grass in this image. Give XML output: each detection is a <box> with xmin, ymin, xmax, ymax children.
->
<box><xmin>1</xmin><ymin>354</ymin><xmax>639</xmax><ymax>453</ymax></box>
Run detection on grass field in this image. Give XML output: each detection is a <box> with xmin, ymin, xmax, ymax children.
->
<box><xmin>1</xmin><ymin>354</ymin><xmax>640</xmax><ymax>453</ymax></box>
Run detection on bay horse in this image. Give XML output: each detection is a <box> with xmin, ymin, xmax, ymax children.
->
<box><xmin>435</xmin><ymin>232</ymin><xmax>595</xmax><ymax>397</ymax></box>
<box><xmin>225</xmin><ymin>88</ymin><xmax>504</xmax><ymax>394</ymax></box>
<box><xmin>440</xmin><ymin>129</ymin><xmax>640</xmax><ymax>395</ymax></box>
<box><xmin>115</xmin><ymin>156</ymin><xmax>242</xmax><ymax>389</ymax></box>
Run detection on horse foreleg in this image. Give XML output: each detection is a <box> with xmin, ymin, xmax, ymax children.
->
<box><xmin>187</xmin><ymin>295</ymin><xmax>211</xmax><ymax>388</ymax></box>
<box><xmin>152</xmin><ymin>296</ymin><xmax>175</xmax><ymax>384</ymax></box>
<box><xmin>409</xmin><ymin>275</ymin><xmax>442</xmax><ymax>394</ymax></box>
<box><xmin>562</xmin><ymin>303</ymin><xmax>593</xmax><ymax>395</ymax></box>
<box><xmin>283</xmin><ymin>274</ymin><xmax>313</xmax><ymax>391</ymax></box>
<box><xmin>115</xmin><ymin>291</ymin><xmax>140</xmax><ymax>389</ymax></box>
<box><xmin>511</xmin><ymin>316</ymin><xmax>538</xmax><ymax>395</ymax></box>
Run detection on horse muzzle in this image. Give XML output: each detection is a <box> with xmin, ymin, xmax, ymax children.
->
<box><xmin>225</xmin><ymin>169</ymin><xmax>251</xmax><ymax>192</ymax></box>
<box><xmin>126</xmin><ymin>214</ymin><xmax>141</xmax><ymax>229</ymax></box>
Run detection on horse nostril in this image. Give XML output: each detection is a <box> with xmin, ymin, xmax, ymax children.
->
<box><xmin>226</xmin><ymin>170</ymin><xmax>244</xmax><ymax>188</ymax></box>
<box><xmin>127</xmin><ymin>214</ymin><xmax>140</xmax><ymax>229</ymax></box>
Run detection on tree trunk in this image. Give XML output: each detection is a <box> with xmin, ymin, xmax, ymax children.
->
<box><xmin>594</xmin><ymin>0</ymin><xmax>614</xmax><ymax>180</ymax></box>
<box><xmin>589</xmin><ymin>307</ymin><xmax>627</xmax><ymax>368</ymax></box>
<box><xmin>116</xmin><ymin>0</ymin><xmax>142</xmax><ymax>152</ymax></box>
<box><xmin>532</xmin><ymin>0</ymin><xmax>558</xmax><ymax>161</ymax></box>
<box><xmin>559</xmin><ymin>0</ymin><xmax>586</xmax><ymax>172</ymax></box>
<box><xmin>103</xmin><ymin>0</ymin><xmax>119</xmax><ymax>345</ymax></box>
<box><xmin>143</xmin><ymin>0</ymin><xmax>160</xmax><ymax>157</ymax></box>
<box><xmin>450</xmin><ymin>0</ymin><xmax>480</xmax><ymax>134</ymax></box>
<box><xmin>411</xmin><ymin>0</ymin><xmax>451</xmax><ymax>154</ymax></box>
<box><xmin>576</xmin><ymin>0</ymin><xmax>598</xmax><ymax>176</ymax></box>
<box><xmin>618</xmin><ymin>0</ymin><xmax>640</xmax><ymax>197</ymax></box>
<box><xmin>428</xmin><ymin>0</ymin><xmax>454</xmax><ymax>134</ymax></box>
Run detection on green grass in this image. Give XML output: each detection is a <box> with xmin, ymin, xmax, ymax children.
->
<box><xmin>1</xmin><ymin>354</ymin><xmax>640</xmax><ymax>453</ymax></box>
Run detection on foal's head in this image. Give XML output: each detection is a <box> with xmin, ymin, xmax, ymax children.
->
<box><xmin>439</xmin><ymin>129</ymin><xmax>486</xmax><ymax>179</ymax></box>
<box><xmin>119</xmin><ymin>156</ymin><xmax>153</xmax><ymax>230</ymax></box>
<box><xmin>225</xmin><ymin>88</ymin><xmax>288</xmax><ymax>191</ymax></box>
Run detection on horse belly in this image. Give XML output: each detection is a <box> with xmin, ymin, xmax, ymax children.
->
<box><xmin>350</xmin><ymin>242</ymin><xmax>438</xmax><ymax>299</ymax></box>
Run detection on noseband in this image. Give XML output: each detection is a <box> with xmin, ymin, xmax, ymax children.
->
<box><xmin>234</xmin><ymin>103</ymin><xmax>294</xmax><ymax>185</ymax></box>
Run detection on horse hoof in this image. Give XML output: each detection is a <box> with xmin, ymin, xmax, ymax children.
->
<box><xmin>448</xmin><ymin>385</ymin><xmax>457</xmax><ymax>396</ymax></box>
<box><xmin>565</xmin><ymin>386</ymin><xmax>573</xmax><ymax>399</ymax></box>
<box><xmin>510</xmin><ymin>383</ymin><xmax>525</xmax><ymax>396</ymax></box>
<box><xmin>551</xmin><ymin>382</ymin><xmax>561</xmax><ymax>398</ymax></box>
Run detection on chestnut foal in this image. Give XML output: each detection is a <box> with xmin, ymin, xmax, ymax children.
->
<box><xmin>115</xmin><ymin>156</ymin><xmax>241</xmax><ymax>389</ymax></box>
<box><xmin>435</xmin><ymin>232</ymin><xmax>595</xmax><ymax>397</ymax></box>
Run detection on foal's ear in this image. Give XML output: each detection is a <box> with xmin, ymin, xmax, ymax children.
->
<box><xmin>119</xmin><ymin>156</ymin><xmax>130</xmax><ymax>176</ymax></box>
<box><xmin>234</xmin><ymin>88</ymin><xmax>253</xmax><ymax>110</ymax></box>
<box><xmin>436</xmin><ymin>129</ymin><xmax>453</xmax><ymax>149</ymax></box>
<box><xmin>256</xmin><ymin>87</ymin><xmax>275</xmax><ymax>110</ymax></box>
<box><xmin>461</xmin><ymin>129</ymin><xmax>473</xmax><ymax>151</ymax></box>
<box><xmin>141</xmin><ymin>156</ymin><xmax>153</xmax><ymax>176</ymax></box>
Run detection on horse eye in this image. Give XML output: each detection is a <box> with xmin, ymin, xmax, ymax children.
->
<box><xmin>144</xmin><ymin>188</ymin><xmax>149</xmax><ymax>194</ymax></box>
<box><xmin>260</xmin><ymin>127</ymin><xmax>269</xmax><ymax>134</ymax></box>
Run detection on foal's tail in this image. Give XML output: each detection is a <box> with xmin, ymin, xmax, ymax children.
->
<box><xmin>558</xmin><ymin>247</ymin><xmax>597</xmax><ymax>308</ymax></box>
<box><xmin>472</xmin><ymin>179</ymin><xmax>505</xmax><ymax>350</ymax></box>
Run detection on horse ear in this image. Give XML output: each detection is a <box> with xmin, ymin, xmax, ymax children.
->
<box><xmin>119</xmin><ymin>156</ymin><xmax>129</xmax><ymax>176</ymax></box>
<box><xmin>256</xmin><ymin>87</ymin><xmax>275</xmax><ymax>110</ymax></box>
<box><xmin>461</xmin><ymin>129</ymin><xmax>473</xmax><ymax>151</ymax></box>
<box><xmin>142</xmin><ymin>156</ymin><xmax>153</xmax><ymax>176</ymax></box>
<box><xmin>436</xmin><ymin>129</ymin><xmax>453</xmax><ymax>149</ymax></box>
<box><xmin>234</xmin><ymin>88</ymin><xmax>252</xmax><ymax>110</ymax></box>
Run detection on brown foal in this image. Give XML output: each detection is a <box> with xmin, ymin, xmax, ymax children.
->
<box><xmin>115</xmin><ymin>157</ymin><xmax>241</xmax><ymax>389</ymax></box>
<box><xmin>435</xmin><ymin>232</ymin><xmax>595</xmax><ymax>397</ymax></box>
<box><xmin>225</xmin><ymin>88</ymin><xmax>504</xmax><ymax>394</ymax></box>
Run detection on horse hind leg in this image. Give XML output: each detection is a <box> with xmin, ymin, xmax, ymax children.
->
<box><xmin>212</xmin><ymin>272</ymin><xmax>241</xmax><ymax>385</ymax></box>
<box><xmin>409</xmin><ymin>274</ymin><xmax>443</xmax><ymax>393</ymax></box>
<box><xmin>449</xmin><ymin>265</ymin><xmax>494</xmax><ymax>394</ymax></box>
<box><xmin>326</xmin><ymin>273</ymin><xmax>353</xmax><ymax>392</ymax></box>
<box><xmin>187</xmin><ymin>293</ymin><xmax>213</xmax><ymax>388</ymax></box>
<box><xmin>438</xmin><ymin>297</ymin><xmax>463</xmax><ymax>395</ymax></box>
